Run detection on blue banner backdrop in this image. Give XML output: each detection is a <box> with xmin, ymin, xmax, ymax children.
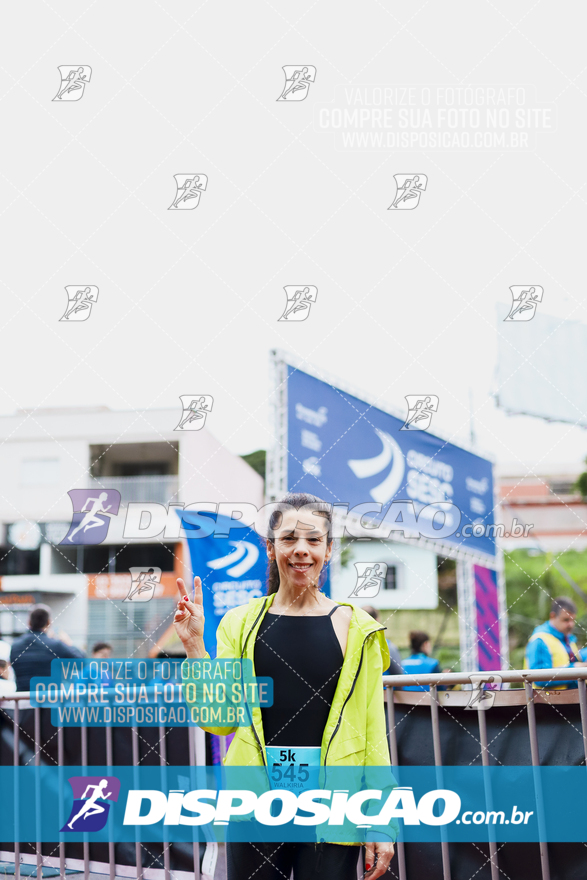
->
<box><xmin>286</xmin><ymin>366</ymin><xmax>496</xmax><ymax>558</ymax></box>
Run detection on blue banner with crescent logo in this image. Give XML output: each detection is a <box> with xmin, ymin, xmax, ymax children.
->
<box><xmin>181</xmin><ymin>511</ymin><xmax>331</xmax><ymax>656</ymax></box>
<box><xmin>286</xmin><ymin>367</ymin><xmax>496</xmax><ymax>558</ymax></box>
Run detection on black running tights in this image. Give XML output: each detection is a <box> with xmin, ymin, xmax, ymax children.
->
<box><xmin>226</xmin><ymin>841</ymin><xmax>360</xmax><ymax>879</ymax></box>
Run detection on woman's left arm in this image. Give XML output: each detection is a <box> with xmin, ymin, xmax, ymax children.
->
<box><xmin>365</xmin><ymin>635</ymin><xmax>391</xmax><ymax>766</ymax></box>
<box><xmin>364</xmin><ymin>635</ymin><xmax>396</xmax><ymax>874</ymax></box>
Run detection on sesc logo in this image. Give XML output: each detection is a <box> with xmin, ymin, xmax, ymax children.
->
<box><xmin>347</xmin><ymin>429</ymin><xmax>405</xmax><ymax>505</ymax></box>
<box><xmin>61</xmin><ymin>776</ymin><xmax>120</xmax><ymax>832</ymax></box>
<box><xmin>206</xmin><ymin>541</ymin><xmax>259</xmax><ymax>578</ymax></box>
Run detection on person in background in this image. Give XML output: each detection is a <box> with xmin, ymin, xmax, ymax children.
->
<box><xmin>525</xmin><ymin>596</ymin><xmax>587</xmax><ymax>689</ymax></box>
<box><xmin>9</xmin><ymin>605</ymin><xmax>85</xmax><ymax>692</ymax></box>
<box><xmin>0</xmin><ymin>658</ymin><xmax>17</xmax><ymax>697</ymax></box>
<box><xmin>402</xmin><ymin>631</ymin><xmax>441</xmax><ymax>692</ymax></box>
<box><xmin>0</xmin><ymin>638</ymin><xmax>11</xmax><ymax>664</ymax></box>
<box><xmin>92</xmin><ymin>642</ymin><xmax>114</xmax><ymax>687</ymax></box>
<box><xmin>361</xmin><ymin>606</ymin><xmax>403</xmax><ymax>675</ymax></box>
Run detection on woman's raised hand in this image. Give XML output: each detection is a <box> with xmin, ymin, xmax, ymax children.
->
<box><xmin>173</xmin><ymin>577</ymin><xmax>205</xmax><ymax>653</ymax></box>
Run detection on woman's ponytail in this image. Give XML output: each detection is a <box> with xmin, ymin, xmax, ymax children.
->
<box><xmin>267</xmin><ymin>557</ymin><xmax>280</xmax><ymax>595</ymax></box>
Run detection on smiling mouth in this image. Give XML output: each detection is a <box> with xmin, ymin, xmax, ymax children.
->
<box><xmin>289</xmin><ymin>562</ymin><xmax>313</xmax><ymax>571</ymax></box>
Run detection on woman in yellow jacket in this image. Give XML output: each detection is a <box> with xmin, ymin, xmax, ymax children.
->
<box><xmin>174</xmin><ymin>492</ymin><xmax>395</xmax><ymax>880</ymax></box>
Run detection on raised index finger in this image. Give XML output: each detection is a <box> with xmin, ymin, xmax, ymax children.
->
<box><xmin>176</xmin><ymin>577</ymin><xmax>188</xmax><ymax>602</ymax></box>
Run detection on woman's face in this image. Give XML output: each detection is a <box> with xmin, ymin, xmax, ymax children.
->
<box><xmin>268</xmin><ymin>508</ymin><xmax>332</xmax><ymax>590</ymax></box>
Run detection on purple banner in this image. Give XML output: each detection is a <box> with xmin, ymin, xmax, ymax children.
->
<box><xmin>474</xmin><ymin>565</ymin><xmax>501</xmax><ymax>671</ymax></box>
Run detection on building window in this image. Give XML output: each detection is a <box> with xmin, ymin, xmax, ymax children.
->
<box><xmin>0</xmin><ymin>547</ymin><xmax>41</xmax><ymax>575</ymax></box>
<box><xmin>20</xmin><ymin>459</ymin><xmax>60</xmax><ymax>486</ymax></box>
<box><xmin>550</xmin><ymin>481</ymin><xmax>576</xmax><ymax>495</ymax></box>
<box><xmin>79</xmin><ymin>543</ymin><xmax>177</xmax><ymax>574</ymax></box>
<box><xmin>384</xmin><ymin>566</ymin><xmax>397</xmax><ymax>590</ymax></box>
<box><xmin>114</xmin><ymin>543</ymin><xmax>177</xmax><ymax>572</ymax></box>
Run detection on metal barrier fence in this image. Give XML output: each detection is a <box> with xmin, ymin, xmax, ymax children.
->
<box><xmin>383</xmin><ymin>666</ymin><xmax>587</xmax><ymax>880</ymax></box>
<box><xmin>2</xmin><ymin>666</ymin><xmax>587</xmax><ymax>880</ymax></box>
<box><xmin>0</xmin><ymin>695</ymin><xmax>208</xmax><ymax>880</ymax></box>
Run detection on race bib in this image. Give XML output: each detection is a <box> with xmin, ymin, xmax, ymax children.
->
<box><xmin>266</xmin><ymin>745</ymin><xmax>321</xmax><ymax>793</ymax></box>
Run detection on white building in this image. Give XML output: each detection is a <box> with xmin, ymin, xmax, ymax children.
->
<box><xmin>332</xmin><ymin>538</ymin><xmax>440</xmax><ymax>611</ymax></box>
<box><xmin>0</xmin><ymin>407</ymin><xmax>263</xmax><ymax>655</ymax></box>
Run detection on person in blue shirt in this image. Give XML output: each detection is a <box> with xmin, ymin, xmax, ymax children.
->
<box><xmin>402</xmin><ymin>631</ymin><xmax>441</xmax><ymax>691</ymax></box>
<box><xmin>524</xmin><ymin>596</ymin><xmax>587</xmax><ymax>689</ymax></box>
<box><xmin>10</xmin><ymin>605</ymin><xmax>84</xmax><ymax>692</ymax></box>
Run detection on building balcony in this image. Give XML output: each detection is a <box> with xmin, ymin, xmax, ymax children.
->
<box><xmin>88</xmin><ymin>475</ymin><xmax>179</xmax><ymax>505</ymax></box>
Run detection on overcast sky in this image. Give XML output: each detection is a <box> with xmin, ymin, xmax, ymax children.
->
<box><xmin>2</xmin><ymin>2</ymin><xmax>586</xmax><ymax>479</ymax></box>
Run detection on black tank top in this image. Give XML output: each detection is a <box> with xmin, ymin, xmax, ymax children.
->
<box><xmin>253</xmin><ymin>606</ymin><xmax>344</xmax><ymax>747</ymax></box>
